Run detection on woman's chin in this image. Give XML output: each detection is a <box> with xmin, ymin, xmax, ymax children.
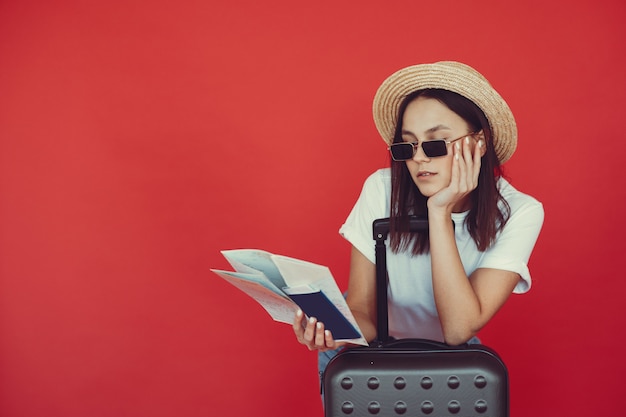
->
<box><xmin>413</xmin><ymin>182</ymin><xmax>442</xmax><ymax>198</ymax></box>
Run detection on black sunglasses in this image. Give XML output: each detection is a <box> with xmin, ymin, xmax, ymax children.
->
<box><xmin>388</xmin><ymin>133</ymin><xmax>477</xmax><ymax>161</ymax></box>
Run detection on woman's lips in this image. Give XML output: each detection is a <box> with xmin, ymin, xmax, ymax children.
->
<box><xmin>417</xmin><ymin>171</ymin><xmax>435</xmax><ymax>178</ymax></box>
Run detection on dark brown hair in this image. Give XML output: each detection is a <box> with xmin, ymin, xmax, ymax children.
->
<box><xmin>389</xmin><ymin>89</ymin><xmax>510</xmax><ymax>254</ymax></box>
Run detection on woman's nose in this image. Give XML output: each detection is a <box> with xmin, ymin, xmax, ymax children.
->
<box><xmin>412</xmin><ymin>144</ymin><xmax>430</xmax><ymax>162</ymax></box>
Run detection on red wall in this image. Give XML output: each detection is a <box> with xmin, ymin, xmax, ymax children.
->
<box><xmin>1</xmin><ymin>1</ymin><xmax>625</xmax><ymax>416</ymax></box>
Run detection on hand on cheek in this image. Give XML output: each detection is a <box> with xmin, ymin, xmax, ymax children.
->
<box><xmin>428</xmin><ymin>137</ymin><xmax>482</xmax><ymax>212</ymax></box>
<box><xmin>456</xmin><ymin>136</ymin><xmax>482</xmax><ymax>190</ymax></box>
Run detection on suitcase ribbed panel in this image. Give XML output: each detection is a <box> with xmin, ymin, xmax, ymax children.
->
<box><xmin>324</xmin><ymin>347</ymin><xmax>508</xmax><ymax>416</ymax></box>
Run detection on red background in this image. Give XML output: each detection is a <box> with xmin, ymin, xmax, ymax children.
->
<box><xmin>1</xmin><ymin>1</ymin><xmax>625</xmax><ymax>416</ymax></box>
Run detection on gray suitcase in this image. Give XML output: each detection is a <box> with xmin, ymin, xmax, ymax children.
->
<box><xmin>323</xmin><ymin>217</ymin><xmax>509</xmax><ymax>416</ymax></box>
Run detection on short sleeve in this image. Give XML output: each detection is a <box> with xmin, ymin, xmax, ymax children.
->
<box><xmin>339</xmin><ymin>169</ymin><xmax>391</xmax><ymax>262</ymax></box>
<box><xmin>479</xmin><ymin>196</ymin><xmax>544</xmax><ymax>293</ymax></box>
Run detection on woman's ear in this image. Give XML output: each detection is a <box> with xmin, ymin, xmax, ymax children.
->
<box><xmin>475</xmin><ymin>130</ymin><xmax>487</xmax><ymax>157</ymax></box>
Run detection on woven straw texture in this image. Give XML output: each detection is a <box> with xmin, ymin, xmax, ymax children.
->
<box><xmin>372</xmin><ymin>61</ymin><xmax>517</xmax><ymax>163</ymax></box>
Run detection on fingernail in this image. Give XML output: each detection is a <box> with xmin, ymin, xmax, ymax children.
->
<box><xmin>465</xmin><ymin>136</ymin><xmax>470</xmax><ymax>144</ymax></box>
<box><xmin>316</xmin><ymin>322</ymin><xmax>322</xmax><ymax>330</ymax></box>
<box><xmin>309</xmin><ymin>317</ymin><xmax>316</xmax><ymax>324</ymax></box>
<box><xmin>455</xmin><ymin>142</ymin><xmax>460</xmax><ymax>150</ymax></box>
<box><xmin>478</xmin><ymin>140</ymin><xmax>483</xmax><ymax>147</ymax></box>
<box><xmin>296</xmin><ymin>309</ymin><xmax>303</xmax><ymax>317</ymax></box>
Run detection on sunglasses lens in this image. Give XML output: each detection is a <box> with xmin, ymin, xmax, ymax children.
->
<box><xmin>390</xmin><ymin>143</ymin><xmax>415</xmax><ymax>161</ymax></box>
<box><xmin>422</xmin><ymin>140</ymin><xmax>448</xmax><ymax>157</ymax></box>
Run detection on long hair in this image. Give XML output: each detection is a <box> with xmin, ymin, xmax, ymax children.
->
<box><xmin>389</xmin><ymin>89</ymin><xmax>510</xmax><ymax>254</ymax></box>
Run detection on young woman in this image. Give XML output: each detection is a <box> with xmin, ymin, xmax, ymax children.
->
<box><xmin>292</xmin><ymin>61</ymin><xmax>544</xmax><ymax>375</ymax></box>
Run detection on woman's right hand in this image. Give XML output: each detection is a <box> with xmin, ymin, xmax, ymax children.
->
<box><xmin>293</xmin><ymin>309</ymin><xmax>344</xmax><ymax>352</ymax></box>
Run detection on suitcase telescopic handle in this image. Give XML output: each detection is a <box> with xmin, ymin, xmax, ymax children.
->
<box><xmin>372</xmin><ymin>217</ymin><xmax>429</xmax><ymax>345</ymax></box>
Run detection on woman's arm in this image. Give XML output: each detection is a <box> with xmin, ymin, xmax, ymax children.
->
<box><xmin>427</xmin><ymin>137</ymin><xmax>520</xmax><ymax>345</ymax></box>
<box><xmin>345</xmin><ymin>246</ymin><xmax>378</xmax><ymax>342</ymax></box>
<box><xmin>428</xmin><ymin>209</ymin><xmax>519</xmax><ymax>345</ymax></box>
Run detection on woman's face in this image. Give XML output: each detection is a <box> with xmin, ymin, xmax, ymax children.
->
<box><xmin>400</xmin><ymin>96</ymin><xmax>476</xmax><ymax>198</ymax></box>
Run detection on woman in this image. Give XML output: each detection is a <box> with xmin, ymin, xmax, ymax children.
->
<box><xmin>293</xmin><ymin>61</ymin><xmax>543</xmax><ymax>375</ymax></box>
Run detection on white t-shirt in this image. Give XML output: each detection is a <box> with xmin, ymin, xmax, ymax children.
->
<box><xmin>339</xmin><ymin>168</ymin><xmax>544</xmax><ymax>342</ymax></box>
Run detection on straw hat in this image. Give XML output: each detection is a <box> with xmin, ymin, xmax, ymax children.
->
<box><xmin>372</xmin><ymin>61</ymin><xmax>517</xmax><ymax>163</ymax></box>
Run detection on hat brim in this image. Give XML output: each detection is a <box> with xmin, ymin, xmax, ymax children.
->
<box><xmin>372</xmin><ymin>61</ymin><xmax>517</xmax><ymax>163</ymax></box>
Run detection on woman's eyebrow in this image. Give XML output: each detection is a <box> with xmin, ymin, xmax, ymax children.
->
<box><xmin>424</xmin><ymin>124</ymin><xmax>452</xmax><ymax>134</ymax></box>
<box><xmin>401</xmin><ymin>124</ymin><xmax>452</xmax><ymax>137</ymax></box>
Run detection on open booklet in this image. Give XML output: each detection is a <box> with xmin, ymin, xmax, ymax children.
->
<box><xmin>211</xmin><ymin>249</ymin><xmax>368</xmax><ymax>346</ymax></box>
